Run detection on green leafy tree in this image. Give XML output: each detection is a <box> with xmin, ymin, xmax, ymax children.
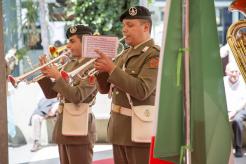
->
<box><xmin>15</xmin><ymin>0</ymin><xmax>39</xmax><ymax>61</ymax></box>
<box><xmin>66</xmin><ymin>0</ymin><xmax>138</xmax><ymax>37</ymax></box>
<box><xmin>22</xmin><ymin>0</ymin><xmax>39</xmax><ymax>48</ymax></box>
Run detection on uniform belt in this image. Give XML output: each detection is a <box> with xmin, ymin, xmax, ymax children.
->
<box><xmin>111</xmin><ymin>104</ymin><xmax>132</xmax><ymax>117</ymax></box>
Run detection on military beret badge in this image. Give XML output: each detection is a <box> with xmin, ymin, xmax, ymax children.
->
<box><xmin>69</xmin><ymin>26</ymin><xmax>77</xmax><ymax>34</ymax></box>
<box><xmin>129</xmin><ymin>7</ymin><xmax>137</xmax><ymax>16</ymax></box>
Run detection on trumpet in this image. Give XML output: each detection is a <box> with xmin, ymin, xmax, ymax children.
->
<box><xmin>61</xmin><ymin>58</ymin><xmax>96</xmax><ymax>81</ymax></box>
<box><xmin>60</xmin><ymin>37</ymin><xmax>126</xmax><ymax>81</ymax></box>
<box><xmin>8</xmin><ymin>45</ymin><xmax>71</xmax><ymax>88</ymax></box>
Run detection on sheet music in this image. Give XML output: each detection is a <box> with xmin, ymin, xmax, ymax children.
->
<box><xmin>82</xmin><ymin>35</ymin><xmax>119</xmax><ymax>58</ymax></box>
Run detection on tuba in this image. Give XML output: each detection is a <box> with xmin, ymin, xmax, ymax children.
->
<box><xmin>226</xmin><ymin>0</ymin><xmax>246</xmax><ymax>82</ymax></box>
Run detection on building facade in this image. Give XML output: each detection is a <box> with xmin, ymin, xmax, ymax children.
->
<box><xmin>150</xmin><ymin>0</ymin><xmax>242</xmax><ymax>46</ymax></box>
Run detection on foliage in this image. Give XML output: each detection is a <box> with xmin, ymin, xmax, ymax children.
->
<box><xmin>15</xmin><ymin>47</ymin><xmax>29</xmax><ymax>61</ymax></box>
<box><xmin>21</xmin><ymin>0</ymin><xmax>40</xmax><ymax>48</ymax></box>
<box><xmin>148</xmin><ymin>0</ymin><xmax>153</xmax><ymax>4</ymax></box>
<box><xmin>65</xmin><ymin>0</ymin><xmax>138</xmax><ymax>37</ymax></box>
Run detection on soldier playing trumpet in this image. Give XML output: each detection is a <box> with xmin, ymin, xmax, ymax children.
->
<box><xmin>94</xmin><ymin>6</ymin><xmax>160</xmax><ymax>164</ymax></box>
<box><xmin>38</xmin><ymin>24</ymin><xmax>97</xmax><ymax>164</ymax></box>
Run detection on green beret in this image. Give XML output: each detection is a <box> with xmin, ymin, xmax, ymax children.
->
<box><xmin>66</xmin><ymin>24</ymin><xmax>93</xmax><ymax>39</ymax></box>
<box><xmin>120</xmin><ymin>6</ymin><xmax>151</xmax><ymax>22</ymax></box>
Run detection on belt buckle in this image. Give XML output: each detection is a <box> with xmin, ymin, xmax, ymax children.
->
<box><xmin>116</xmin><ymin>106</ymin><xmax>121</xmax><ymax>113</ymax></box>
<box><xmin>112</xmin><ymin>104</ymin><xmax>121</xmax><ymax>113</ymax></box>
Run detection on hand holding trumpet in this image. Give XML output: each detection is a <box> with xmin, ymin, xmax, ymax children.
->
<box><xmin>39</xmin><ymin>55</ymin><xmax>61</xmax><ymax>80</ymax></box>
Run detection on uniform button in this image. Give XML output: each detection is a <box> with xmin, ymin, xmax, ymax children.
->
<box><xmin>131</xmin><ymin>70</ymin><xmax>135</xmax><ymax>73</ymax></box>
<box><xmin>115</xmin><ymin>91</ymin><xmax>119</xmax><ymax>95</ymax></box>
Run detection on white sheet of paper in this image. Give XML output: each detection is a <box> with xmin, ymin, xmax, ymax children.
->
<box><xmin>82</xmin><ymin>35</ymin><xmax>119</xmax><ymax>58</ymax></box>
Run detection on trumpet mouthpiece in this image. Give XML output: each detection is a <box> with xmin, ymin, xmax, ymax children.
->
<box><xmin>119</xmin><ymin>36</ymin><xmax>126</xmax><ymax>41</ymax></box>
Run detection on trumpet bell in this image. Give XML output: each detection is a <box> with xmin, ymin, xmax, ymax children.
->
<box><xmin>229</xmin><ymin>0</ymin><xmax>246</xmax><ymax>16</ymax></box>
<box><xmin>8</xmin><ymin>75</ymin><xmax>18</xmax><ymax>88</ymax></box>
<box><xmin>49</xmin><ymin>45</ymin><xmax>68</xmax><ymax>58</ymax></box>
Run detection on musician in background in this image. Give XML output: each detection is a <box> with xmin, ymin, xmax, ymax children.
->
<box><xmin>94</xmin><ymin>6</ymin><xmax>160</xmax><ymax>164</ymax></box>
<box><xmin>224</xmin><ymin>63</ymin><xmax>246</xmax><ymax>158</ymax></box>
<box><xmin>38</xmin><ymin>25</ymin><xmax>97</xmax><ymax>164</ymax></box>
<box><xmin>5</xmin><ymin>57</ymin><xmax>17</xmax><ymax>142</ymax></box>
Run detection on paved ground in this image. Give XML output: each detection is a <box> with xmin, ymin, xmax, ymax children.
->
<box><xmin>9</xmin><ymin>143</ymin><xmax>246</xmax><ymax>164</ymax></box>
<box><xmin>234</xmin><ymin>148</ymin><xmax>246</xmax><ymax>164</ymax></box>
<box><xmin>9</xmin><ymin>144</ymin><xmax>113</xmax><ymax>164</ymax></box>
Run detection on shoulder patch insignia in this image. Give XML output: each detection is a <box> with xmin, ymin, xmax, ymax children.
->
<box><xmin>150</xmin><ymin>58</ymin><xmax>159</xmax><ymax>68</ymax></box>
<box><xmin>142</xmin><ymin>46</ymin><xmax>149</xmax><ymax>52</ymax></box>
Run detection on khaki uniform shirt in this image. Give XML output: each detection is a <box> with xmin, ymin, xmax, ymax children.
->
<box><xmin>38</xmin><ymin>58</ymin><xmax>97</xmax><ymax>145</ymax></box>
<box><xmin>96</xmin><ymin>39</ymin><xmax>160</xmax><ymax>146</ymax></box>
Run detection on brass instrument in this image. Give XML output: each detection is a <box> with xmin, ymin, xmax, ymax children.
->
<box><xmin>61</xmin><ymin>37</ymin><xmax>126</xmax><ymax>81</ymax></box>
<box><xmin>61</xmin><ymin>58</ymin><xmax>96</xmax><ymax>81</ymax></box>
<box><xmin>226</xmin><ymin>0</ymin><xmax>246</xmax><ymax>82</ymax></box>
<box><xmin>8</xmin><ymin>45</ymin><xmax>71</xmax><ymax>88</ymax></box>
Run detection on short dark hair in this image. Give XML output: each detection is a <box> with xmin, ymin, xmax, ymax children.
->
<box><xmin>139</xmin><ymin>19</ymin><xmax>152</xmax><ymax>33</ymax></box>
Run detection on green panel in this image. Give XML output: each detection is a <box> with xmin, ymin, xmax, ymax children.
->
<box><xmin>154</xmin><ymin>0</ymin><xmax>232</xmax><ymax>163</ymax></box>
<box><xmin>189</xmin><ymin>0</ymin><xmax>232</xmax><ymax>163</ymax></box>
<box><xmin>154</xmin><ymin>0</ymin><xmax>184</xmax><ymax>162</ymax></box>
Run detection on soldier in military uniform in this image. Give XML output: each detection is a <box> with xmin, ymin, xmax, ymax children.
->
<box><xmin>94</xmin><ymin>6</ymin><xmax>160</xmax><ymax>164</ymax></box>
<box><xmin>38</xmin><ymin>25</ymin><xmax>97</xmax><ymax>164</ymax></box>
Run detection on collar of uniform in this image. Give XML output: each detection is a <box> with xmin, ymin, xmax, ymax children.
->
<box><xmin>127</xmin><ymin>39</ymin><xmax>154</xmax><ymax>58</ymax></box>
<box><xmin>133</xmin><ymin>38</ymin><xmax>152</xmax><ymax>49</ymax></box>
<box><xmin>69</xmin><ymin>56</ymin><xmax>85</xmax><ymax>64</ymax></box>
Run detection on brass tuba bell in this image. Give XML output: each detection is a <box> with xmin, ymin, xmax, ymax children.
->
<box><xmin>226</xmin><ymin>0</ymin><xmax>246</xmax><ymax>82</ymax></box>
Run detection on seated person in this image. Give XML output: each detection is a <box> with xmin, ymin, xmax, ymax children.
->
<box><xmin>29</xmin><ymin>97</ymin><xmax>59</xmax><ymax>152</ymax></box>
<box><xmin>223</xmin><ymin>63</ymin><xmax>246</xmax><ymax>157</ymax></box>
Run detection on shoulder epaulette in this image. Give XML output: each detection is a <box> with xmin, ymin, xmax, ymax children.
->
<box><xmin>152</xmin><ymin>45</ymin><xmax>160</xmax><ymax>51</ymax></box>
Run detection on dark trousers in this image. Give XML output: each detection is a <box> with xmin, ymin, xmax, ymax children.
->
<box><xmin>113</xmin><ymin>144</ymin><xmax>150</xmax><ymax>164</ymax></box>
<box><xmin>231</xmin><ymin>109</ymin><xmax>246</xmax><ymax>149</ymax></box>
<box><xmin>58</xmin><ymin>143</ymin><xmax>93</xmax><ymax>164</ymax></box>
